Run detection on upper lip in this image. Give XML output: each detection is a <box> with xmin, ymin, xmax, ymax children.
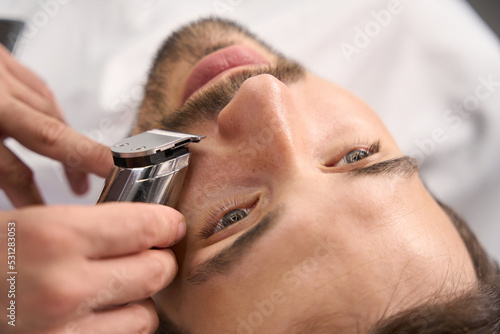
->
<box><xmin>182</xmin><ymin>44</ymin><xmax>268</xmax><ymax>103</ymax></box>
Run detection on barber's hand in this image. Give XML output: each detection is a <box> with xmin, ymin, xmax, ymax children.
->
<box><xmin>0</xmin><ymin>202</ymin><xmax>185</xmax><ymax>334</ymax></box>
<box><xmin>0</xmin><ymin>44</ymin><xmax>113</xmax><ymax>207</ymax></box>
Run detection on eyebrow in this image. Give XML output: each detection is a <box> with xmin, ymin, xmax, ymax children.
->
<box><xmin>183</xmin><ymin>157</ymin><xmax>416</xmax><ymax>285</ymax></box>
<box><xmin>348</xmin><ymin>155</ymin><xmax>419</xmax><ymax>178</ymax></box>
<box><xmin>185</xmin><ymin>208</ymin><xmax>281</xmax><ymax>285</ymax></box>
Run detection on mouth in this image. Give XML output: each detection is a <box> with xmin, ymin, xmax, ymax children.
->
<box><xmin>182</xmin><ymin>44</ymin><xmax>268</xmax><ymax>103</ymax></box>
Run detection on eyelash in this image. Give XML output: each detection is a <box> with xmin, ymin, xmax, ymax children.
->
<box><xmin>198</xmin><ymin>140</ymin><xmax>380</xmax><ymax>240</ymax></box>
<box><xmin>199</xmin><ymin>198</ymin><xmax>257</xmax><ymax>239</ymax></box>
<box><xmin>330</xmin><ymin>140</ymin><xmax>380</xmax><ymax>167</ymax></box>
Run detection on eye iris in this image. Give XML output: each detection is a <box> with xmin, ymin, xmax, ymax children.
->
<box><xmin>223</xmin><ymin>209</ymin><xmax>248</xmax><ymax>225</ymax></box>
<box><xmin>211</xmin><ymin>209</ymin><xmax>249</xmax><ymax>235</ymax></box>
<box><xmin>345</xmin><ymin>149</ymin><xmax>370</xmax><ymax>163</ymax></box>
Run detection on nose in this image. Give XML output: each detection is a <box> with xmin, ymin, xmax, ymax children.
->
<box><xmin>216</xmin><ymin>74</ymin><xmax>304</xmax><ymax>173</ymax></box>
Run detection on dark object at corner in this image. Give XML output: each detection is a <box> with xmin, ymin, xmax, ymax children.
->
<box><xmin>466</xmin><ymin>0</ymin><xmax>500</xmax><ymax>40</ymax></box>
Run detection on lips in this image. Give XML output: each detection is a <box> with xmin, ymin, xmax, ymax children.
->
<box><xmin>182</xmin><ymin>45</ymin><xmax>268</xmax><ymax>103</ymax></box>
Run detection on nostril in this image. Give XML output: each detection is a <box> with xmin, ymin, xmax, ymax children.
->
<box><xmin>217</xmin><ymin>74</ymin><xmax>289</xmax><ymax>135</ymax></box>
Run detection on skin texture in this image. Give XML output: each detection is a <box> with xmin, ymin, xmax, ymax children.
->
<box><xmin>135</xmin><ymin>19</ymin><xmax>478</xmax><ymax>333</ymax></box>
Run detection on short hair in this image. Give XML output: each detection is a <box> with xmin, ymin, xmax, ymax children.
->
<box><xmin>146</xmin><ymin>18</ymin><xmax>500</xmax><ymax>334</ymax></box>
<box><xmin>369</xmin><ymin>202</ymin><xmax>500</xmax><ymax>334</ymax></box>
<box><xmin>156</xmin><ymin>201</ymin><xmax>500</xmax><ymax>334</ymax></box>
<box><xmin>136</xmin><ymin>17</ymin><xmax>278</xmax><ymax>134</ymax></box>
<box><xmin>155</xmin><ymin>202</ymin><xmax>500</xmax><ymax>334</ymax></box>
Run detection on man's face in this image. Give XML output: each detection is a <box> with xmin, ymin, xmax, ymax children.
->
<box><xmin>136</xmin><ymin>19</ymin><xmax>476</xmax><ymax>333</ymax></box>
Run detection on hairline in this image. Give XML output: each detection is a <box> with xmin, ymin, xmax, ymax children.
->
<box><xmin>147</xmin><ymin>17</ymin><xmax>498</xmax><ymax>334</ymax></box>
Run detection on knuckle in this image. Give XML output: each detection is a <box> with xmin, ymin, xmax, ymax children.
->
<box><xmin>39</xmin><ymin>118</ymin><xmax>66</xmax><ymax>147</ymax></box>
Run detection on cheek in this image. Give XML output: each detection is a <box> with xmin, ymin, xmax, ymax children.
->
<box><xmin>169</xmin><ymin>206</ymin><xmax>345</xmax><ymax>331</ymax></box>
<box><xmin>171</xmin><ymin>237</ymin><xmax>305</xmax><ymax>332</ymax></box>
<box><xmin>277</xmin><ymin>174</ymin><xmax>422</xmax><ymax>278</ymax></box>
<box><xmin>166</xmin><ymin>176</ymin><xmax>426</xmax><ymax>331</ymax></box>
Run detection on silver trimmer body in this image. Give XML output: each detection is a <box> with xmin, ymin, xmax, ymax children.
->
<box><xmin>97</xmin><ymin>129</ymin><xmax>204</xmax><ymax>206</ymax></box>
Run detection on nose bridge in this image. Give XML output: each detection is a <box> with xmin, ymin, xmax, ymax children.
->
<box><xmin>216</xmin><ymin>74</ymin><xmax>301</xmax><ymax>170</ymax></box>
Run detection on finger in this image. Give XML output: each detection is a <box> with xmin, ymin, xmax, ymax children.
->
<box><xmin>0</xmin><ymin>83</ymin><xmax>91</xmax><ymax>194</ymax></box>
<box><xmin>0</xmin><ymin>48</ymin><xmax>92</xmax><ymax>193</ymax></box>
<box><xmin>0</xmin><ymin>67</ymin><xmax>59</xmax><ymax>119</ymax></box>
<box><xmin>81</xmin><ymin>203</ymin><xmax>186</xmax><ymax>258</ymax></box>
<box><xmin>60</xmin><ymin>299</ymin><xmax>159</xmax><ymax>334</ymax></box>
<box><xmin>64</xmin><ymin>165</ymin><xmax>89</xmax><ymax>195</ymax></box>
<box><xmin>0</xmin><ymin>98</ymin><xmax>113</xmax><ymax>177</ymax></box>
<box><xmin>0</xmin><ymin>73</ymin><xmax>91</xmax><ymax>193</ymax></box>
<box><xmin>89</xmin><ymin>249</ymin><xmax>177</xmax><ymax>306</ymax></box>
<box><xmin>0</xmin><ymin>141</ymin><xmax>44</xmax><ymax>207</ymax></box>
<box><xmin>0</xmin><ymin>50</ymin><xmax>92</xmax><ymax>194</ymax></box>
<box><xmin>0</xmin><ymin>44</ymin><xmax>55</xmax><ymax>101</ymax></box>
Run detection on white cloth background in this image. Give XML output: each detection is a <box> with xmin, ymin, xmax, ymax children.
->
<box><xmin>0</xmin><ymin>0</ymin><xmax>499</xmax><ymax>260</ymax></box>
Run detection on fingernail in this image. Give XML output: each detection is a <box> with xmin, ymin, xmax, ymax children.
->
<box><xmin>175</xmin><ymin>219</ymin><xmax>186</xmax><ymax>243</ymax></box>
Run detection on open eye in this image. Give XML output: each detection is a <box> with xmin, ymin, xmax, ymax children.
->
<box><xmin>337</xmin><ymin>148</ymin><xmax>371</xmax><ymax>166</ymax></box>
<box><xmin>199</xmin><ymin>198</ymin><xmax>258</xmax><ymax>240</ymax></box>
<box><xmin>211</xmin><ymin>208</ymin><xmax>251</xmax><ymax>235</ymax></box>
<box><xmin>333</xmin><ymin>141</ymin><xmax>380</xmax><ymax>167</ymax></box>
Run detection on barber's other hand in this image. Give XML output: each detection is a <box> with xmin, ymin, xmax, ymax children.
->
<box><xmin>0</xmin><ymin>202</ymin><xmax>186</xmax><ymax>334</ymax></box>
<box><xmin>0</xmin><ymin>44</ymin><xmax>113</xmax><ymax>207</ymax></box>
